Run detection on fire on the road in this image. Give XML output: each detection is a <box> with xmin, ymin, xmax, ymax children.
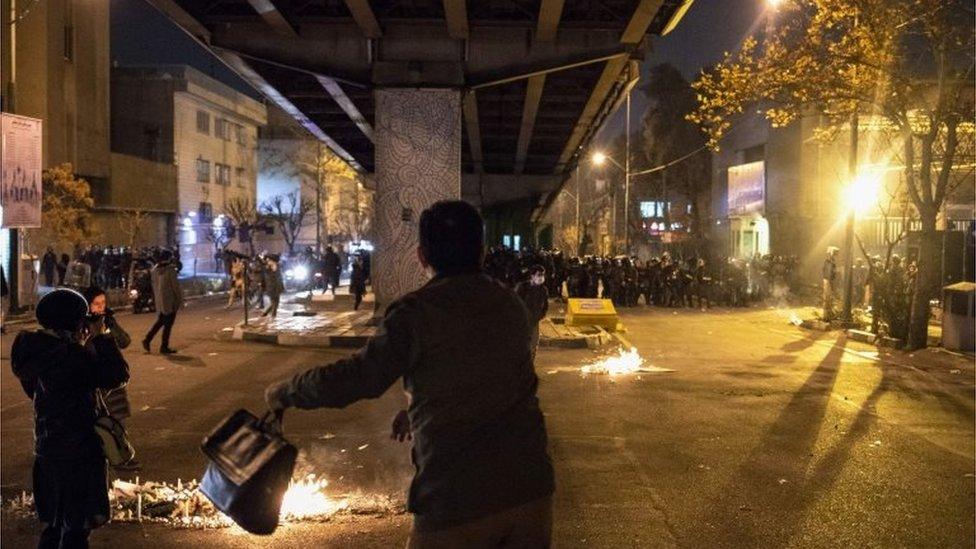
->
<box><xmin>279</xmin><ymin>475</ymin><xmax>348</xmax><ymax>519</ymax></box>
<box><xmin>581</xmin><ymin>347</ymin><xmax>645</xmax><ymax>376</ymax></box>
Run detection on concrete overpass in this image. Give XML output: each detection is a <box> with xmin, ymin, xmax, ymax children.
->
<box><xmin>146</xmin><ymin>0</ymin><xmax>692</xmax><ymax>306</ymax></box>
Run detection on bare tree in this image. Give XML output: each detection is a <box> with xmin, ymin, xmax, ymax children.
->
<box><xmin>224</xmin><ymin>197</ymin><xmax>260</xmax><ymax>255</ymax></box>
<box><xmin>117</xmin><ymin>209</ymin><xmax>151</xmax><ymax>248</ymax></box>
<box><xmin>260</xmin><ymin>192</ymin><xmax>314</xmax><ymax>256</ymax></box>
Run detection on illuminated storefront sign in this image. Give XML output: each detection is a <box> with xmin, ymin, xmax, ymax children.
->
<box><xmin>727</xmin><ymin>160</ymin><xmax>765</xmax><ymax>216</ymax></box>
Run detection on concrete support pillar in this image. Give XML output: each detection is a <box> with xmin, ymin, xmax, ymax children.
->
<box><xmin>372</xmin><ymin>88</ymin><xmax>461</xmax><ymax>311</ymax></box>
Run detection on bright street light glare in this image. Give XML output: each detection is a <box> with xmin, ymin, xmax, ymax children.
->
<box><xmin>592</xmin><ymin>152</ymin><xmax>607</xmax><ymax>166</ymax></box>
<box><xmin>845</xmin><ymin>172</ymin><xmax>882</xmax><ymax>215</ymax></box>
<box><xmin>766</xmin><ymin>0</ymin><xmax>785</xmax><ymax>8</ymax></box>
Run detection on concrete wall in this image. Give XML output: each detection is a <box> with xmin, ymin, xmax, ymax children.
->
<box><xmin>2</xmin><ymin>0</ymin><xmax>111</xmax><ymax>178</ymax></box>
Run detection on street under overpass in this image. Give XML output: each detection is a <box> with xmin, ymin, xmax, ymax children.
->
<box><xmin>145</xmin><ymin>0</ymin><xmax>692</xmax><ymax>306</ymax></box>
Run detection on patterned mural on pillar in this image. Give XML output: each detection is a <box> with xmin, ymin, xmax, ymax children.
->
<box><xmin>373</xmin><ymin>89</ymin><xmax>462</xmax><ymax>309</ymax></box>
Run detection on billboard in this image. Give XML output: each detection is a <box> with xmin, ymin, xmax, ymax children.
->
<box><xmin>1</xmin><ymin>113</ymin><xmax>43</xmax><ymax>228</ymax></box>
<box><xmin>727</xmin><ymin>160</ymin><xmax>765</xmax><ymax>216</ymax></box>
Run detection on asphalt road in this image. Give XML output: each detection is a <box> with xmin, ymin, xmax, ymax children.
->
<box><xmin>1</xmin><ymin>298</ymin><xmax>973</xmax><ymax>548</ymax></box>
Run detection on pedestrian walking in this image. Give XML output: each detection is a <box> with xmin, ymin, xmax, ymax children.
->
<box><xmin>821</xmin><ymin>247</ymin><xmax>839</xmax><ymax>321</ymax></box>
<box><xmin>516</xmin><ymin>265</ymin><xmax>549</xmax><ymax>360</ymax></box>
<box><xmin>261</xmin><ymin>256</ymin><xmax>285</xmax><ymax>319</ymax></box>
<box><xmin>265</xmin><ymin>201</ymin><xmax>554</xmax><ymax>548</ymax></box>
<box><xmin>349</xmin><ymin>255</ymin><xmax>368</xmax><ymax>310</ymax></box>
<box><xmin>322</xmin><ymin>246</ymin><xmax>341</xmax><ymax>295</ymax></box>
<box><xmin>142</xmin><ymin>250</ymin><xmax>183</xmax><ymax>354</ymax></box>
<box><xmin>11</xmin><ymin>288</ymin><xmax>129</xmax><ymax>549</ymax></box>
<box><xmin>41</xmin><ymin>247</ymin><xmax>58</xmax><ymax>287</ymax></box>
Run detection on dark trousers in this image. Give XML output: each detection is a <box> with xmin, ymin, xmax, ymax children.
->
<box><xmin>263</xmin><ymin>295</ymin><xmax>280</xmax><ymax>318</ymax></box>
<box><xmin>39</xmin><ymin>525</ymin><xmax>89</xmax><ymax>549</ymax></box>
<box><xmin>353</xmin><ymin>291</ymin><xmax>364</xmax><ymax>310</ymax></box>
<box><xmin>145</xmin><ymin>312</ymin><xmax>177</xmax><ymax>349</ymax></box>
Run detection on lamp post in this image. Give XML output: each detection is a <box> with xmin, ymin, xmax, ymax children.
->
<box><xmin>591</xmin><ymin>151</ymin><xmax>630</xmax><ymax>255</ymax></box>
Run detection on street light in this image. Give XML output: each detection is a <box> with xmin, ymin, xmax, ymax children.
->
<box><xmin>844</xmin><ymin>172</ymin><xmax>881</xmax><ymax>215</ymax></box>
<box><xmin>592</xmin><ymin>152</ymin><xmax>607</xmax><ymax>166</ymax></box>
<box><xmin>590</xmin><ymin>150</ymin><xmax>631</xmax><ymax>255</ymax></box>
<box><xmin>766</xmin><ymin>0</ymin><xmax>785</xmax><ymax>8</ymax></box>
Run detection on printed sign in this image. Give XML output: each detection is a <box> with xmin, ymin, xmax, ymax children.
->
<box><xmin>727</xmin><ymin>160</ymin><xmax>765</xmax><ymax>216</ymax></box>
<box><xmin>1</xmin><ymin>113</ymin><xmax>43</xmax><ymax>228</ymax></box>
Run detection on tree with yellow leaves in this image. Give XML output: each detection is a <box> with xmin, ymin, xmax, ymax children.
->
<box><xmin>40</xmin><ymin>163</ymin><xmax>96</xmax><ymax>246</ymax></box>
<box><xmin>691</xmin><ymin>0</ymin><xmax>974</xmax><ymax>349</ymax></box>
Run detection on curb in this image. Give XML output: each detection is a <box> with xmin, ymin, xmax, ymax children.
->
<box><xmin>4</xmin><ymin>291</ymin><xmax>231</xmax><ymax>328</ymax></box>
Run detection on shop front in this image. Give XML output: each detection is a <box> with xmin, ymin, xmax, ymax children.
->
<box><xmin>727</xmin><ymin>160</ymin><xmax>769</xmax><ymax>259</ymax></box>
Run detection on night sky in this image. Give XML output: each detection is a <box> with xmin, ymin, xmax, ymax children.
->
<box><xmin>113</xmin><ymin>0</ymin><xmax>764</xmax><ymax>154</ymax></box>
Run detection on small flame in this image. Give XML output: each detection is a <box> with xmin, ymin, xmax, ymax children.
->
<box><xmin>581</xmin><ymin>347</ymin><xmax>644</xmax><ymax>375</ymax></box>
<box><xmin>279</xmin><ymin>475</ymin><xmax>348</xmax><ymax>520</ymax></box>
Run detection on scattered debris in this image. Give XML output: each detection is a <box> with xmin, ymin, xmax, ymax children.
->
<box><xmin>207</xmin><ymin>352</ymin><xmax>218</xmax><ymax>357</ymax></box>
<box><xmin>950</xmin><ymin>369</ymin><xmax>961</xmax><ymax>374</ymax></box>
<box><xmin>357</xmin><ymin>444</ymin><xmax>369</xmax><ymax>451</ymax></box>
<box><xmin>221</xmin><ymin>327</ymin><xmax>234</xmax><ymax>332</ymax></box>
<box><xmin>871</xmin><ymin>440</ymin><xmax>882</xmax><ymax>447</ymax></box>
<box><xmin>319</xmin><ymin>433</ymin><xmax>336</xmax><ymax>440</ymax></box>
<box><xmin>777</xmin><ymin>478</ymin><xmax>788</xmax><ymax>485</ymax></box>
<box><xmin>546</xmin><ymin>369</ymin><xmax>559</xmax><ymax>375</ymax></box>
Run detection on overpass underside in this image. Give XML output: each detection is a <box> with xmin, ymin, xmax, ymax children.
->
<box><xmin>147</xmin><ymin>0</ymin><xmax>689</xmax><ymax>306</ymax></box>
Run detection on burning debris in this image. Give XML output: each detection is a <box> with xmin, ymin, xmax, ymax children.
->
<box><xmin>580</xmin><ymin>347</ymin><xmax>676</xmax><ymax>376</ymax></box>
<box><xmin>4</xmin><ymin>475</ymin><xmax>401</xmax><ymax>530</ymax></box>
<box><xmin>581</xmin><ymin>347</ymin><xmax>645</xmax><ymax>375</ymax></box>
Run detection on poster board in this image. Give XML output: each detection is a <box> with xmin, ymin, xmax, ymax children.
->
<box><xmin>1</xmin><ymin>113</ymin><xmax>43</xmax><ymax>228</ymax></box>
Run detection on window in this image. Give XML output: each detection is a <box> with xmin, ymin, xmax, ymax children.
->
<box><xmin>196</xmin><ymin>111</ymin><xmax>210</xmax><ymax>134</ymax></box>
<box><xmin>215</xmin><ymin>118</ymin><xmax>231</xmax><ymax>140</ymax></box>
<box><xmin>235</xmin><ymin>125</ymin><xmax>246</xmax><ymax>145</ymax></box>
<box><xmin>235</xmin><ymin>167</ymin><xmax>246</xmax><ymax>187</ymax></box>
<box><xmin>215</xmin><ymin>163</ymin><xmax>231</xmax><ymax>186</ymax></box>
<box><xmin>63</xmin><ymin>26</ymin><xmax>74</xmax><ymax>61</ymax></box>
<box><xmin>195</xmin><ymin>158</ymin><xmax>210</xmax><ymax>183</ymax></box>
<box><xmin>639</xmin><ymin>201</ymin><xmax>670</xmax><ymax>218</ymax></box>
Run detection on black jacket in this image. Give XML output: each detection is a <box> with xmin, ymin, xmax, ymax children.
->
<box><xmin>516</xmin><ymin>281</ymin><xmax>549</xmax><ymax>323</ymax></box>
<box><xmin>11</xmin><ymin>331</ymin><xmax>129</xmax><ymax>459</ymax></box>
<box><xmin>268</xmin><ymin>272</ymin><xmax>554</xmax><ymax>530</ymax></box>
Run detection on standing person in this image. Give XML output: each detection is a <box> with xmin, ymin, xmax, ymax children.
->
<box><xmin>1</xmin><ymin>266</ymin><xmax>8</xmax><ymax>334</ymax></box>
<box><xmin>821</xmin><ymin>247</ymin><xmax>839</xmax><ymax>321</ymax></box>
<box><xmin>56</xmin><ymin>254</ymin><xmax>70</xmax><ymax>286</ymax></box>
<box><xmin>41</xmin><ymin>247</ymin><xmax>58</xmax><ymax>287</ymax></box>
<box><xmin>11</xmin><ymin>288</ymin><xmax>129</xmax><ymax>549</ymax></box>
<box><xmin>265</xmin><ymin>201</ymin><xmax>555</xmax><ymax>547</ymax></box>
<box><xmin>226</xmin><ymin>258</ymin><xmax>245</xmax><ymax>309</ymax></box>
<box><xmin>322</xmin><ymin>246</ymin><xmax>340</xmax><ymax>295</ymax></box>
<box><xmin>142</xmin><ymin>250</ymin><xmax>183</xmax><ymax>354</ymax></box>
<box><xmin>516</xmin><ymin>265</ymin><xmax>549</xmax><ymax>359</ymax></box>
<box><xmin>349</xmin><ymin>255</ymin><xmax>368</xmax><ymax>311</ymax></box>
<box><xmin>261</xmin><ymin>256</ymin><xmax>285</xmax><ymax>319</ymax></box>
<box><xmin>82</xmin><ymin>286</ymin><xmax>139</xmax><ymax>471</ymax></box>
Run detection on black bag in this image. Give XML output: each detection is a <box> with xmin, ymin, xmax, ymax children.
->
<box><xmin>199</xmin><ymin>409</ymin><xmax>297</xmax><ymax>535</ymax></box>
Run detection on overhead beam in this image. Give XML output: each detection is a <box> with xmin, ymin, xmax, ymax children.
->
<box><xmin>468</xmin><ymin>48</ymin><xmax>628</xmax><ymax>89</ymax></box>
<box><xmin>217</xmin><ymin>51</ymin><xmax>364</xmax><ymax>172</ymax></box>
<box><xmin>343</xmin><ymin>0</ymin><xmax>382</xmax><ymax>38</ymax></box>
<box><xmin>315</xmin><ymin>75</ymin><xmax>375</xmax><ymax>143</ymax></box>
<box><xmin>620</xmin><ymin>0</ymin><xmax>665</xmax><ymax>44</ymax></box>
<box><xmin>462</xmin><ymin>92</ymin><xmax>484</xmax><ymax>174</ymax></box>
<box><xmin>554</xmin><ymin>0</ymin><xmax>665</xmax><ymax>173</ymax></box>
<box><xmin>442</xmin><ymin>0</ymin><xmax>468</xmax><ymax>39</ymax></box>
<box><xmin>535</xmin><ymin>0</ymin><xmax>565</xmax><ymax>42</ymax></box>
<box><xmin>514</xmin><ymin>75</ymin><xmax>546</xmax><ymax>175</ymax></box>
<box><xmin>553</xmin><ymin>55</ymin><xmax>627</xmax><ymax>172</ymax></box>
<box><xmin>246</xmin><ymin>0</ymin><xmax>298</xmax><ymax>37</ymax></box>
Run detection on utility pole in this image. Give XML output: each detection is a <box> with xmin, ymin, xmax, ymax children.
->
<box><xmin>315</xmin><ymin>142</ymin><xmax>322</xmax><ymax>255</ymax></box>
<box><xmin>5</xmin><ymin>0</ymin><xmax>20</xmax><ymax>312</ymax></box>
<box><xmin>624</xmin><ymin>90</ymin><xmax>631</xmax><ymax>256</ymax></box>
<box><xmin>575</xmin><ymin>163</ymin><xmax>581</xmax><ymax>255</ymax></box>
<box><xmin>840</xmin><ymin>112</ymin><xmax>858</xmax><ymax>323</ymax></box>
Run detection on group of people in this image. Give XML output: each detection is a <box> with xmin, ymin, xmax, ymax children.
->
<box><xmin>224</xmin><ymin>251</ymin><xmax>285</xmax><ymax>318</ymax></box>
<box><xmin>486</xmin><ymin>246</ymin><xmax>799</xmax><ymax>310</ymax></box>
<box><xmin>822</xmin><ymin>247</ymin><xmax>919</xmax><ymax>339</ymax></box>
<box><xmin>40</xmin><ymin>245</ymin><xmax>180</xmax><ymax>291</ymax></box>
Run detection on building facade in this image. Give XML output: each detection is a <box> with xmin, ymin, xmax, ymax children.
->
<box><xmin>257</xmin><ymin>107</ymin><xmax>369</xmax><ymax>258</ymax></box>
<box><xmin>112</xmin><ymin>65</ymin><xmax>267</xmax><ymax>273</ymax></box>
<box><xmin>709</xmin><ymin>110</ymin><xmax>975</xmax><ymax>286</ymax></box>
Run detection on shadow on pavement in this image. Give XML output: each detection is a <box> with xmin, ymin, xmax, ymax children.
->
<box><xmin>163</xmin><ymin>354</ymin><xmax>207</xmax><ymax>368</ymax></box>
<box><xmin>696</xmin><ymin>334</ymin><xmax>846</xmax><ymax>546</ymax></box>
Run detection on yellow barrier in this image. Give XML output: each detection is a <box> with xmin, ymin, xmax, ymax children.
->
<box><xmin>565</xmin><ymin>298</ymin><xmax>619</xmax><ymax>331</ymax></box>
